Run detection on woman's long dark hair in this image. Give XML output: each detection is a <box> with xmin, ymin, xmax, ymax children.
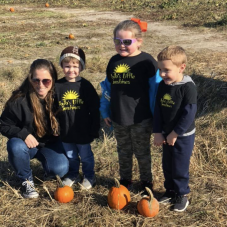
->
<box><xmin>5</xmin><ymin>59</ymin><xmax>59</xmax><ymax>138</ymax></box>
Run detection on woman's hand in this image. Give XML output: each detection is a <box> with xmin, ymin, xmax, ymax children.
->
<box><xmin>104</xmin><ymin>117</ymin><xmax>112</xmax><ymax>127</ymax></box>
<box><xmin>25</xmin><ymin>134</ymin><xmax>39</xmax><ymax>148</ymax></box>
<box><xmin>154</xmin><ymin>133</ymin><xmax>166</xmax><ymax>146</ymax></box>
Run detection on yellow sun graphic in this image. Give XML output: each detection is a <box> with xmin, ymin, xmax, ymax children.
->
<box><xmin>62</xmin><ymin>90</ymin><xmax>79</xmax><ymax>101</ymax></box>
<box><xmin>163</xmin><ymin>94</ymin><xmax>172</xmax><ymax>101</ymax></box>
<box><xmin>114</xmin><ymin>64</ymin><xmax>130</xmax><ymax>73</ymax></box>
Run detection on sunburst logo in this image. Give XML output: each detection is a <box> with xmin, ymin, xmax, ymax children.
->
<box><xmin>114</xmin><ymin>64</ymin><xmax>130</xmax><ymax>73</ymax></box>
<box><xmin>62</xmin><ymin>90</ymin><xmax>79</xmax><ymax>101</ymax></box>
<box><xmin>163</xmin><ymin>94</ymin><xmax>172</xmax><ymax>101</ymax></box>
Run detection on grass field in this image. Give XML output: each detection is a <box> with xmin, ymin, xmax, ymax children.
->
<box><xmin>0</xmin><ymin>0</ymin><xmax>227</xmax><ymax>226</ymax></box>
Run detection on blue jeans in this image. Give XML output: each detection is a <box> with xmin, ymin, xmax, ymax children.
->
<box><xmin>62</xmin><ymin>143</ymin><xmax>95</xmax><ymax>181</ymax></box>
<box><xmin>7</xmin><ymin>138</ymin><xmax>69</xmax><ymax>181</ymax></box>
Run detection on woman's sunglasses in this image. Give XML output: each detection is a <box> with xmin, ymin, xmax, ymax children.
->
<box><xmin>113</xmin><ymin>38</ymin><xmax>137</xmax><ymax>46</ymax></box>
<box><xmin>31</xmin><ymin>78</ymin><xmax>52</xmax><ymax>86</ymax></box>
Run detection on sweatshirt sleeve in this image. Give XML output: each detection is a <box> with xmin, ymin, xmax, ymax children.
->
<box><xmin>99</xmin><ymin>77</ymin><xmax>111</xmax><ymax>119</ymax></box>
<box><xmin>149</xmin><ymin>70</ymin><xmax>162</xmax><ymax>115</ymax></box>
<box><xmin>173</xmin><ymin>104</ymin><xmax>197</xmax><ymax>135</ymax></box>
<box><xmin>0</xmin><ymin>105</ymin><xmax>30</xmax><ymax>140</ymax></box>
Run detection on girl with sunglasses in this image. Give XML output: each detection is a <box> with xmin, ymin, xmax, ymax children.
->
<box><xmin>0</xmin><ymin>59</ymin><xmax>69</xmax><ymax>198</ymax></box>
<box><xmin>100</xmin><ymin>19</ymin><xmax>162</xmax><ymax>196</ymax></box>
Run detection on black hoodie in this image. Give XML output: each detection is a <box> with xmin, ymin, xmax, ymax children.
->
<box><xmin>55</xmin><ymin>76</ymin><xmax>100</xmax><ymax>144</ymax></box>
<box><xmin>0</xmin><ymin>95</ymin><xmax>58</xmax><ymax>147</ymax></box>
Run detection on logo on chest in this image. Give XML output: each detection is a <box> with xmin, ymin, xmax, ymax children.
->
<box><xmin>59</xmin><ymin>90</ymin><xmax>84</xmax><ymax>111</ymax></box>
<box><xmin>161</xmin><ymin>94</ymin><xmax>175</xmax><ymax>108</ymax></box>
<box><xmin>111</xmin><ymin>64</ymin><xmax>135</xmax><ymax>85</ymax></box>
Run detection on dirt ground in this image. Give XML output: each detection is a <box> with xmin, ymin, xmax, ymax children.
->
<box><xmin>1</xmin><ymin>7</ymin><xmax>227</xmax><ymax>66</ymax></box>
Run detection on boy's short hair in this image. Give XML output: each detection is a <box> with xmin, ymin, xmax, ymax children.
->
<box><xmin>157</xmin><ymin>45</ymin><xmax>187</xmax><ymax>67</ymax></box>
<box><xmin>59</xmin><ymin>46</ymin><xmax>86</xmax><ymax>70</ymax></box>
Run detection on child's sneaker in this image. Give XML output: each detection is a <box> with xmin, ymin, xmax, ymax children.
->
<box><xmin>62</xmin><ymin>175</ymin><xmax>81</xmax><ymax>187</ymax></box>
<box><xmin>159</xmin><ymin>190</ymin><xmax>176</xmax><ymax>204</ymax></box>
<box><xmin>81</xmin><ymin>176</ymin><xmax>96</xmax><ymax>190</ymax></box>
<box><xmin>21</xmin><ymin>179</ymin><xmax>39</xmax><ymax>199</ymax></box>
<box><xmin>119</xmin><ymin>178</ymin><xmax>132</xmax><ymax>189</ymax></box>
<box><xmin>173</xmin><ymin>195</ymin><xmax>189</xmax><ymax>212</ymax></box>
<box><xmin>140</xmin><ymin>181</ymin><xmax>154</xmax><ymax>197</ymax></box>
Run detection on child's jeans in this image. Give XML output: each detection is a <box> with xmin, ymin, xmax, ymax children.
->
<box><xmin>62</xmin><ymin>142</ymin><xmax>95</xmax><ymax>181</ymax></box>
<box><xmin>162</xmin><ymin>133</ymin><xmax>195</xmax><ymax>195</ymax></box>
<box><xmin>112</xmin><ymin>119</ymin><xmax>153</xmax><ymax>182</ymax></box>
<box><xmin>7</xmin><ymin>137</ymin><xmax>69</xmax><ymax>182</ymax></box>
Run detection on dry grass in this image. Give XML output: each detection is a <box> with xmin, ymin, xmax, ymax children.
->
<box><xmin>0</xmin><ymin>1</ymin><xmax>227</xmax><ymax>226</ymax></box>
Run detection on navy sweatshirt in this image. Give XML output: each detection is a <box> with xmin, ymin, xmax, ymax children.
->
<box><xmin>153</xmin><ymin>75</ymin><xmax>197</xmax><ymax>136</ymax></box>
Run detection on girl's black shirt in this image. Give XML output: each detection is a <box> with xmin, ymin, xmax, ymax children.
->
<box><xmin>106</xmin><ymin>52</ymin><xmax>157</xmax><ymax>125</ymax></box>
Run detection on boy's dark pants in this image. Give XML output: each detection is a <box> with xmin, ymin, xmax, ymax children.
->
<box><xmin>112</xmin><ymin>119</ymin><xmax>152</xmax><ymax>182</ymax></box>
<box><xmin>162</xmin><ymin>134</ymin><xmax>195</xmax><ymax>195</ymax></box>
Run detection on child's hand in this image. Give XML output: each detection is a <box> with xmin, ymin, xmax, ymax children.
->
<box><xmin>104</xmin><ymin>117</ymin><xmax>112</xmax><ymax>127</ymax></box>
<box><xmin>154</xmin><ymin>133</ymin><xmax>166</xmax><ymax>146</ymax></box>
<box><xmin>166</xmin><ymin>131</ymin><xmax>178</xmax><ymax>146</ymax></box>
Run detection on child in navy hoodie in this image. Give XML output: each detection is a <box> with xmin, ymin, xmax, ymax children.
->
<box><xmin>153</xmin><ymin>45</ymin><xmax>197</xmax><ymax>212</ymax></box>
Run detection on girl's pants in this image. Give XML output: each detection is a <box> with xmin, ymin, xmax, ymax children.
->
<box><xmin>62</xmin><ymin>143</ymin><xmax>95</xmax><ymax>181</ymax></box>
<box><xmin>113</xmin><ymin>119</ymin><xmax>152</xmax><ymax>182</ymax></box>
<box><xmin>7</xmin><ymin>137</ymin><xmax>69</xmax><ymax>182</ymax></box>
<box><xmin>162</xmin><ymin>134</ymin><xmax>195</xmax><ymax>195</ymax></box>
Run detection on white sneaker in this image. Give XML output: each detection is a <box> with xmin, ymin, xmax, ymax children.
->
<box><xmin>62</xmin><ymin>175</ymin><xmax>81</xmax><ymax>187</ymax></box>
<box><xmin>21</xmin><ymin>180</ymin><xmax>39</xmax><ymax>199</ymax></box>
<box><xmin>81</xmin><ymin>177</ymin><xmax>96</xmax><ymax>190</ymax></box>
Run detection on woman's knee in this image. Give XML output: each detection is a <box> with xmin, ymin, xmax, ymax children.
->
<box><xmin>51</xmin><ymin>159</ymin><xmax>69</xmax><ymax>177</ymax></box>
<box><xmin>7</xmin><ymin>138</ymin><xmax>28</xmax><ymax>156</ymax></box>
<box><xmin>41</xmin><ymin>152</ymin><xmax>69</xmax><ymax>177</ymax></box>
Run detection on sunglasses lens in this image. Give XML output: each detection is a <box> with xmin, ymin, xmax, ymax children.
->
<box><xmin>42</xmin><ymin>79</ymin><xmax>52</xmax><ymax>86</ymax></box>
<box><xmin>32</xmin><ymin>79</ymin><xmax>39</xmax><ymax>85</ymax></box>
<box><xmin>32</xmin><ymin>79</ymin><xmax>51</xmax><ymax>86</ymax></box>
<box><xmin>123</xmin><ymin>39</ymin><xmax>132</xmax><ymax>46</ymax></box>
<box><xmin>114</xmin><ymin>39</ymin><xmax>121</xmax><ymax>45</ymax></box>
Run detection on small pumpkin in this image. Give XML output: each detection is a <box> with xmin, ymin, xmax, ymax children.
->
<box><xmin>54</xmin><ymin>175</ymin><xmax>74</xmax><ymax>203</ymax></box>
<box><xmin>69</xmin><ymin>33</ymin><xmax>75</xmax><ymax>39</ymax></box>
<box><xmin>45</xmin><ymin>3</ymin><xmax>49</xmax><ymax>7</ymax></box>
<box><xmin>107</xmin><ymin>178</ymin><xmax>131</xmax><ymax>210</ymax></box>
<box><xmin>137</xmin><ymin>187</ymin><xmax>159</xmax><ymax>217</ymax></box>
<box><xmin>9</xmin><ymin>7</ymin><xmax>15</xmax><ymax>12</ymax></box>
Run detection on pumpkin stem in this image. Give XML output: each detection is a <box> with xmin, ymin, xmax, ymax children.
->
<box><xmin>114</xmin><ymin>178</ymin><xmax>121</xmax><ymax>188</ymax></box>
<box><xmin>56</xmin><ymin>175</ymin><xmax>64</xmax><ymax>188</ymax></box>
<box><xmin>145</xmin><ymin>187</ymin><xmax>154</xmax><ymax>201</ymax></box>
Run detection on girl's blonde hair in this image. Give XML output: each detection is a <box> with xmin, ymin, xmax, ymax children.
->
<box><xmin>157</xmin><ymin>45</ymin><xmax>187</xmax><ymax>67</ymax></box>
<box><xmin>113</xmin><ymin>20</ymin><xmax>143</xmax><ymax>39</ymax></box>
<box><xmin>5</xmin><ymin>59</ymin><xmax>59</xmax><ymax>138</ymax></box>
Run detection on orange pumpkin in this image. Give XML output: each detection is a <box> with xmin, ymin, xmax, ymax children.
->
<box><xmin>69</xmin><ymin>34</ymin><xmax>75</xmax><ymax>39</ymax></box>
<box><xmin>54</xmin><ymin>175</ymin><xmax>74</xmax><ymax>203</ymax></box>
<box><xmin>45</xmin><ymin>3</ymin><xmax>49</xmax><ymax>7</ymax></box>
<box><xmin>137</xmin><ymin>187</ymin><xmax>159</xmax><ymax>217</ymax></box>
<box><xmin>9</xmin><ymin>7</ymin><xmax>15</xmax><ymax>12</ymax></box>
<box><xmin>107</xmin><ymin>178</ymin><xmax>131</xmax><ymax>210</ymax></box>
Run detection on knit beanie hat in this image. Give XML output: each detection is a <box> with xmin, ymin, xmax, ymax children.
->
<box><xmin>59</xmin><ymin>46</ymin><xmax>86</xmax><ymax>70</ymax></box>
